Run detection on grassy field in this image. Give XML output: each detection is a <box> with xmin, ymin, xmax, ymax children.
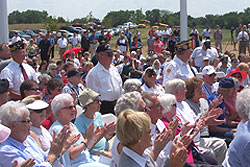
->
<box><xmin>9</xmin><ymin>23</ymin><xmax>237</xmax><ymax>60</ymax></box>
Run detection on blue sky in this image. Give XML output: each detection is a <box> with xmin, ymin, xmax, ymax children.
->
<box><xmin>7</xmin><ymin>0</ymin><xmax>250</xmax><ymax>21</ymax></box>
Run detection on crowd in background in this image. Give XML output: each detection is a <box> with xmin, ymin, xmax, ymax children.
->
<box><xmin>0</xmin><ymin>23</ymin><xmax>250</xmax><ymax>167</ymax></box>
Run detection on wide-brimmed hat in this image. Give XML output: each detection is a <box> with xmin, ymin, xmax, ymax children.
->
<box><xmin>79</xmin><ymin>88</ymin><xmax>100</xmax><ymax>108</ymax></box>
<box><xmin>226</xmin><ymin>68</ymin><xmax>247</xmax><ymax>83</ymax></box>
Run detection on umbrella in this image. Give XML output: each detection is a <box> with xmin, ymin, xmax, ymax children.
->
<box><xmin>62</xmin><ymin>47</ymin><xmax>81</xmax><ymax>59</ymax></box>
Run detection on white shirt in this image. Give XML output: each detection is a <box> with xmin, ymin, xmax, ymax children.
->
<box><xmin>11</xmin><ymin>36</ymin><xmax>21</xmax><ymax>43</ymax></box>
<box><xmin>163</xmin><ymin>56</ymin><xmax>194</xmax><ymax>86</ymax></box>
<box><xmin>176</xmin><ymin>101</ymin><xmax>200</xmax><ymax>142</ymax></box>
<box><xmin>202</xmin><ymin>29</ymin><xmax>211</xmax><ymax>38</ymax></box>
<box><xmin>86</xmin><ymin>62</ymin><xmax>123</xmax><ymax>101</ymax></box>
<box><xmin>0</xmin><ymin>60</ymin><xmax>38</xmax><ymax>93</ymax></box>
<box><xmin>141</xmin><ymin>83</ymin><xmax>164</xmax><ymax>95</ymax></box>
<box><xmin>237</xmin><ymin>31</ymin><xmax>249</xmax><ymax>41</ymax></box>
<box><xmin>70</xmin><ymin>36</ymin><xmax>79</xmax><ymax>46</ymax></box>
<box><xmin>57</xmin><ymin>38</ymin><xmax>68</xmax><ymax>48</ymax></box>
<box><xmin>155</xmin><ymin>30</ymin><xmax>162</xmax><ymax>37</ymax></box>
<box><xmin>30</xmin><ymin>125</ymin><xmax>52</xmax><ymax>152</ymax></box>
<box><xmin>161</xmin><ymin>28</ymin><xmax>172</xmax><ymax>37</ymax></box>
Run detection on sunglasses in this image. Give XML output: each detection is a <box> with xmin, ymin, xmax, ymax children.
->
<box><xmin>14</xmin><ymin>119</ymin><xmax>31</xmax><ymax>124</ymax></box>
<box><xmin>31</xmin><ymin>88</ymin><xmax>41</xmax><ymax>91</ymax></box>
<box><xmin>171</xmin><ymin>103</ymin><xmax>177</xmax><ymax>107</ymax></box>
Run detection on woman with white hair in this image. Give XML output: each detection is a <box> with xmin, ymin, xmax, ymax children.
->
<box><xmin>223</xmin><ymin>88</ymin><xmax>250</xmax><ymax>166</ymax></box>
<box><xmin>123</xmin><ymin>78</ymin><xmax>142</xmax><ymax>93</ymax></box>
<box><xmin>49</xmin><ymin>93</ymin><xmax>109</xmax><ymax>167</ymax></box>
<box><xmin>0</xmin><ymin>101</ymin><xmax>71</xmax><ymax>167</ymax></box>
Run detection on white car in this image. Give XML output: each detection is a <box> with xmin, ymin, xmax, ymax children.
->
<box><xmin>57</xmin><ymin>30</ymin><xmax>73</xmax><ymax>39</ymax></box>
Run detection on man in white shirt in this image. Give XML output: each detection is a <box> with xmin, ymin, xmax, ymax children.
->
<box><xmin>57</xmin><ymin>33</ymin><xmax>68</xmax><ymax>58</ymax></box>
<box><xmin>70</xmin><ymin>32</ymin><xmax>80</xmax><ymax>48</ymax></box>
<box><xmin>0</xmin><ymin>41</ymin><xmax>38</xmax><ymax>100</ymax></box>
<box><xmin>11</xmin><ymin>32</ymin><xmax>21</xmax><ymax>44</ymax></box>
<box><xmin>163</xmin><ymin>40</ymin><xmax>194</xmax><ymax>86</ymax></box>
<box><xmin>86</xmin><ymin>43</ymin><xmax>122</xmax><ymax>115</ymax></box>
<box><xmin>202</xmin><ymin>27</ymin><xmax>211</xmax><ymax>40</ymax></box>
<box><xmin>237</xmin><ymin>25</ymin><xmax>250</xmax><ymax>54</ymax></box>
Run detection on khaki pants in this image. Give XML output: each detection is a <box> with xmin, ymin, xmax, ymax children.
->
<box><xmin>59</xmin><ymin>47</ymin><xmax>67</xmax><ymax>58</ymax></box>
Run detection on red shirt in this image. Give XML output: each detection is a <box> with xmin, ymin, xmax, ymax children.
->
<box><xmin>42</xmin><ymin>113</ymin><xmax>55</xmax><ymax>130</ymax></box>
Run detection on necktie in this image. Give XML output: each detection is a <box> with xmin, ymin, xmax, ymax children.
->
<box><xmin>20</xmin><ymin>64</ymin><xmax>29</xmax><ymax>80</ymax></box>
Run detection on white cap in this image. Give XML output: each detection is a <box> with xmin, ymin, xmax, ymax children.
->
<box><xmin>26</xmin><ymin>100</ymin><xmax>49</xmax><ymax>112</ymax></box>
<box><xmin>202</xmin><ymin>65</ymin><xmax>216</xmax><ymax>75</ymax></box>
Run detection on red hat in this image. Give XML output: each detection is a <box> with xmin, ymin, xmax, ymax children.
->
<box><xmin>226</xmin><ymin>68</ymin><xmax>247</xmax><ymax>83</ymax></box>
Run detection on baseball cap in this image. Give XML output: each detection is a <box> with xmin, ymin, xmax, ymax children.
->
<box><xmin>219</xmin><ymin>77</ymin><xmax>239</xmax><ymax>89</ymax></box>
<box><xmin>202</xmin><ymin>65</ymin><xmax>216</xmax><ymax>75</ymax></box>
<box><xmin>0</xmin><ymin>124</ymin><xmax>11</xmax><ymax>143</ymax></box>
<box><xmin>203</xmin><ymin>56</ymin><xmax>209</xmax><ymax>61</ymax></box>
<box><xmin>26</xmin><ymin>100</ymin><xmax>49</xmax><ymax>113</ymax></box>
<box><xmin>67</xmin><ymin>69</ymin><xmax>83</xmax><ymax>78</ymax></box>
<box><xmin>79</xmin><ymin>88</ymin><xmax>100</xmax><ymax>108</ymax></box>
<box><xmin>0</xmin><ymin>79</ymin><xmax>9</xmax><ymax>94</ymax></box>
<box><xmin>96</xmin><ymin>43</ymin><xmax>116</xmax><ymax>54</ymax></box>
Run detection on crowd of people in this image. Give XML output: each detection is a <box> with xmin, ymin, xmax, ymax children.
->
<box><xmin>0</xmin><ymin>23</ymin><xmax>250</xmax><ymax>167</ymax></box>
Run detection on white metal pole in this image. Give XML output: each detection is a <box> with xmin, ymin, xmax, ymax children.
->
<box><xmin>0</xmin><ymin>0</ymin><xmax>9</xmax><ymax>44</ymax></box>
<box><xmin>180</xmin><ymin>0</ymin><xmax>188</xmax><ymax>41</ymax></box>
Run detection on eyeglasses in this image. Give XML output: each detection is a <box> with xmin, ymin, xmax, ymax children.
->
<box><xmin>62</xmin><ymin>105</ymin><xmax>76</xmax><ymax>110</ymax></box>
<box><xmin>208</xmin><ymin>73</ymin><xmax>216</xmax><ymax>77</ymax></box>
<box><xmin>31</xmin><ymin>88</ymin><xmax>41</xmax><ymax>91</ymax></box>
<box><xmin>14</xmin><ymin>119</ymin><xmax>31</xmax><ymax>124</ymax></box>
<box><xmin>171</xmin><ymin>103</ymin><xmax>177</xmax><ymax>107</ymax></box>
<box><xmin>51</xmin><ymin>68</ymin><xmax>57</xmax><ymax>71</ymax></box>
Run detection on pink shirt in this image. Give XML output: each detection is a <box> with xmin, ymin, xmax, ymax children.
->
<box><xmin>154</xmin><ymin>41</ymin><xmax>164</xmax><ymax>53</ymax></box>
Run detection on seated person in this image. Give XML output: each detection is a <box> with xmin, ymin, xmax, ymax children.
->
<box><xmin>74</xmin><ymin>88</ymin><xmax>115</xmax><ymax>157</ymax></box>
<box><xmin>49</xmin><ymin>93</ymin><xmax>109</xmax><ymax>167</ymax></box>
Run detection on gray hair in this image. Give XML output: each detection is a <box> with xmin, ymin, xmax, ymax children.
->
<box><xmin>123</xmin><ymin>79</ymin><xmax>142</xmax><ymax>93</ymax></box>
<box><xmin>0</xmin><ymin>101</ymin><xmax>29</xmax><ymax>128</ymax></box>
<box><xmin>47</xmin><ymin>63</ymin><xmax>57</xmax><ymax>70</ymax></box>
<box><xmin>164</xmin><ymin>79</ymin><xmax>185</xmax><ymax>95</ymax></box>
<box><xmin>236</xmin><ymin>88</ymin><xmax>250</xmax><ymax>119</ymax></box>
<box><xmin>141</xmin><ymin>91</ymin><xmax>156</xmax><ymax>108</ymax></box>
<box><xmin>51</xmin><ymin>93</ymin><xmax>74</xmax><ymax>116</ymax></box>
<box><xmin>38</xmin><ymin>73</ymin><xmax>51</xmax><ymax>83</ymax></box>
<box><xmin>158</xmin><ymin>94</ymin><xmax>176</xmax><ymax>114</ymax></box>
<box><xmin>114</xmin><ymin>91</ymin><xmax>142</xmax><ymax>116</ymax></box>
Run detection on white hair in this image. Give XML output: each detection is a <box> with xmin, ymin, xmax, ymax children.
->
<box><xmin>0</xmin><ymin>101</ymin><xmax>29</xmax><ymax>128</ymax></box>
<box><xmin>123</xmin><ymin>79</ymin><xmax>142</xmax><ymax>93</ymax></box>
<box><xmin>47</xmin><ymin>63</ymin><xmax>57</xmax><ymax>70</ymax></box>
<box><xmin>164</xmin><ymin>79</ymin><xmax>185</xmax><ymax>95</ymax></box>
<box><xmin>158</xmin><ymin>94</ymin><xmax>176</xmax><ymax>114</ymax></box>
<box><xmin>51</xmin><ymin>93</ymin><xmax>74</xmax><ymax>116</ymax></box>
<box><xmin>236</xmin><ymin>88</ymin><xmax>250</xmax><ymax>119</ymax></box>
<box><xmin>114</xmin><ymin>91</ymin><xmax>142</xmax><ymax>116</ymax></box>
<box><xmin>141</xmin><ymin>91</ymin><xmax>156</xmax><ymax>108</ymax></box>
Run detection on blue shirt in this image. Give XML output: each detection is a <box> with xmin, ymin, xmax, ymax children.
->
<box><xmin>0</xmin><ymin>136</ymin><xmax>52</xmax><ymax>167</ymax></box>
<box><xmin>89</xmin><ymin>34</ymin><xmax>98</xmax><ymax>42</ymax></box>
<box><xmin>207</xmin><ymin>92</ymin><xmax>226</xmax><ymax>128</ymax></box>
<box><xmin>223</xmin><ymin>121</ymin><xmax>250</xmax><ymax>167</ymax></box>
<box><xmin>74</xmin><ymin>112</ymin><xmax>109</xmax><ymax>153</ymax></box>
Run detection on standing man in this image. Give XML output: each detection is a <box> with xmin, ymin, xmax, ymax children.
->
<box><xmin>70</xmin><ymin>32</ymin><xmax>80</xmax><ymax>48</ymax></box>
<box><xmin>86</xmin><ymin>44</ymin><xmax>122</xmax><ymax>115</ymax></box>
<box><xmin>48</xmin><ymin>33</ymin><xmax>55</xmax><ymax>59</ymax></box>
<box><xmin>214</xmin><ymin>25</ymin><xmax>223</xmax><ymax>52</ymax></box>
<box><xmin>81</xmin><ymin>30</ymin><xmax>90</xmax><ymax>53</ymax></box>
<box><xmin>38</xmin><ymin>34</ymin><xmax>51</xmax><ymax>62</ymax></box>
<box><xmin>89</xmin><ymin>30</ymin><xmax>98</xmax><ymax>57</ymax></box>
<box><xmin>98</xmin><ymin>30</ymin><xmax>108</xmax><ymax>45</ymax></box>
<box><xmin>237</xmin><ymin>25</ymin><xmax>250</xmax><ymax>55</ymax></box>
<box><xmin>57</xmin><ymin>33</ymin><xmax>68</xmax><ymax>58</ymax></box>
<box><xmin>0</xmin><ymin>41</ymin><xmax>38</xmax><ymax>100</ymax></box>
<box><xmin>125</xmin><ymin>28</ymin><xmax>132</xmax><ymax>46</ymax></box>
<box><xmin>11</xmin><ymin>32</ymin><xmax>21</xmax><ymax>43</ymax></box>
<box><xmin>234</xmin><ymin>24</ymin><xmax>242</xmax><ymax>51</ymax></box>
<box><xmin>163</xmin><ymin>40</ymin><xmax>195</xmax><ymax>85</ymax></box>
<box><xmin>202</xmin><ymin>27</ymin><xmax>211</xmax><ymax>40</ymax></box>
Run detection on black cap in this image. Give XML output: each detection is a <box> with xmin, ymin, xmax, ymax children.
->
<box><xmin>96</xmin><ymin>43</ymin><xmax>116</xmax><ymax>54</ymax></box>
<box><xmin>219</xmin><ymin>77</ymin><xmax>238</xmax><ymax>89</ymax></box>
<box><xmin>0</xmin><ymin>79</ymin><xmax>9</xmax><ymax>94</ymax></box>
<box><xmin>67</xmin><ymin>69</ymin><xmax>83</xmax><ymax>78</ymax></box>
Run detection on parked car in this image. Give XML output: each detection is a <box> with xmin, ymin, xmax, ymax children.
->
<box><xmin>60</xmin><ymin>26</ymin><xmax>80</xmax><ymax>34</ymax></box>
<box><xmin>57</xmin><ymin>30</ymin><xmax>74</xmax><ymax>39</ymax></box>
<box><xmin>9</xmin><ymin>30</ymin><xmax>31</xmax><ymax>41</ymax></box>
<box><xmin>31</xmin><ymin>29</ymin><xmax>48</xmax><ymax>35</ymax></box>
<box><xmin>23</xmin><ymin>29</ymin><xmax>38</xmax><ymax>37</ymax></box>
<box><xmin>112</xmin><ymin>28</ymin><xmax>121</xmax><ymax>36</ymax></box>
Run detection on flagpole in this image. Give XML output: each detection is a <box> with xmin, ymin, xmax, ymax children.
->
<box><xmin>180</xmin><ymin>0</ymin><xmax>188</xmax><ymax>41</ymax></box>
<box><xmin>0</xmin><ymin>0</ymin><xmax>9</xmax><ymax>44</ymax></box>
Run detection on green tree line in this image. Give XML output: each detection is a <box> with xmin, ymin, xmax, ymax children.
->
<box><xmin>8</xmin><ymin>8</ymin><xmax>250</xmax><ymax>29</ymax></box>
